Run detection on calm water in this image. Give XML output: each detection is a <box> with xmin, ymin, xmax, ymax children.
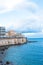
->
<box><xmin>3</xmin><ymin>38</ymin><xmax>43</xmax><ymax>65</ymax></box>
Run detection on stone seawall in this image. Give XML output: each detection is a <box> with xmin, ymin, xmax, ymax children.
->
<box><xmin>0</xmin><ymin>37</ymin><xmax>27</xmax><ymax>46</ymax></box>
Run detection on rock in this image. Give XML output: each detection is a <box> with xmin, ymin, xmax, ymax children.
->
<box><xmin>0</xmin><ymin>61</ymin><xmax>3</xmax><ymax>65</ymax></box>
<box><xmin>4</xmin><ymin>61</ymin><xmax>13</xmax><ymax>65</ymax></box>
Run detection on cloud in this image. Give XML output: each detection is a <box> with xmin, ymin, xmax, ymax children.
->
<box><xmin>0</xmin><ymin>0</ymin><xmax>38</xmax><ymax>14</ymax></box>
<box><xmin>23</xmin><ymin>32</ymin><xmax>43</xmax><ymax>38</ymax></box>
<box><xmin>0</xmin><ymin>0</ymin><xmax>43</xmax><ymax>35</ymax></box>
<box><xmin>25</xmin><ymin>2</ymin><xmax>38</xmax><ymax>9</ymax></box>
<box><xmin>0</xmin><ymin>0</ymin><xmax>24</xmax><ymax>13</ymax></box>
<box><xmin>19</xmin><ymin>0</ymin><xmax>38</xmax><ymax>8</ymax></box>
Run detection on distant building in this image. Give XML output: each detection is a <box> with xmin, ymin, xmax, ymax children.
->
<box><xmin>6</xmin><ymin>30</ymin><xmax>24</xmax><ymax>38</ymax></box>
<box><xmin>0</xmin><ymin>27</ymin><xmax>6</xmax><ymax>37</ymax></box>
<box><xmin>6</xmin><ymin>30</ymin><xmax>17</xmax><ymax>37</ymax></box>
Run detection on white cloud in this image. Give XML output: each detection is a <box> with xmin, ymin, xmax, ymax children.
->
<box><xmin>25</xmin><ymin>2</ymin><xmax>38</xmax><ymax>9</ymax></box>
<box><xmin>0</xmin><ymin>0</ymin><xmax>43</xmax><ymax>35</ymax></box>
<box><xmin>0</xmin><ymin>0</ymin><xmax>24</xmax><ymax>13</ymax></box>
<box><xmin>0</xmin><ymin>0</ymin><xmax>38</xmax><ymax>14</ymax></box>
<box><xmin>23</xmin><ymin>32</ymin><xmax>43</xmax><ymax>38</ymax></box>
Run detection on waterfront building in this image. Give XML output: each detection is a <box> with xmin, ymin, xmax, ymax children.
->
<box><xmin>0</xmin><ymin>27</ymin><xmax>6</xmax><ymax>37</ymax></box>
<box><xmin>0</xmin><ymin>27</ymin><xmax>27</xmax><ymax>46</ymax></box>
<box><xmin>6</xmin><ymin>30</ymin><xmax>17</xmax><ymax>37</ymax></box>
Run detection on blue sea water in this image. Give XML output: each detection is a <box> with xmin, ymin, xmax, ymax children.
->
<box><xmin>3</xmin><ymin>38</ymin><xmax>43</xmax><ymax>65</ymax></box>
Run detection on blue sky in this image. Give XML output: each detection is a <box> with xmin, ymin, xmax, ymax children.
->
<box><xmin>0</xmin><ymin>0</ymin><xmax>43</xmax><ymax>37</ymax></box>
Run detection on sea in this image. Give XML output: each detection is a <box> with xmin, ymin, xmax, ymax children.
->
<box><xmin>2</xmin><ymin>38</ymin><xmax>43</xmax><ymax>65</ymax></box>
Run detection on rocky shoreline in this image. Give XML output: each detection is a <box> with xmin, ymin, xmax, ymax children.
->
<box><xmin>0</xmin><ymin>46</ymin><xmax>14</xmax><ymax>65</ymax></box>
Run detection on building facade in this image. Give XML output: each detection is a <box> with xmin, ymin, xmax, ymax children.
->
<box><xmin>0</xmin><ymin>27</ymin><xmax>6</xmax><ymax>37</ymax></box>
<box><xmin>0</xmin><ymin>27</ymin><xmax>27</xmax><ymax>46</ymax></box>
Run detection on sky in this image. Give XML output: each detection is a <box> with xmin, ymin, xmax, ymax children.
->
<box><xmin>0</xmin><ymin>0</ymin><xmax>43</xmax><ymax>37</ymax></box>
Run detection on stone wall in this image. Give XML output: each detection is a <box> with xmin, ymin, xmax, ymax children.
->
<box><xmin>0</xmin><ymin>37</ymin><xmax>27</xmax><ymax>46</ymax></box>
